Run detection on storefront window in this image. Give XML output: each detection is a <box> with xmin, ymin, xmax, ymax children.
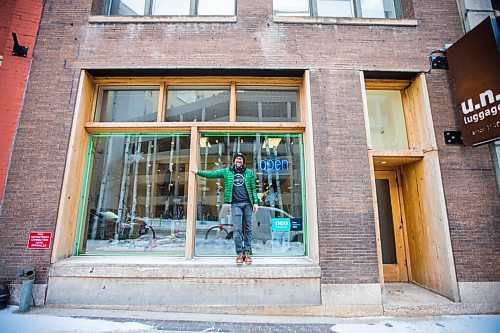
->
<box><xmin>94</xmin><ymin>86</ymin><xmax>159</xmax><ymax>122</ymax></box>
<box><xmin>367</xmin><ymin>90</ymin><xmax>409</xmax><ymax>150</ymax></box>
<box><xmin>78</xmin><ymin>134</ymin><xmax>190</xmax><ymax>255</ymax></box>
<box><xmin>195</xmin><ymin>133</ymin><xmax>306</xmax><ymax>256</ymax></box>
<box><xmin>166</xmin><ymin>87</ymin><xmax>230</xmax><ymax>122</ymax></box>
<box><xmin>236</xmin><ymin>87</ymin><xmax>300</xmax><ymax>122</ymax></box>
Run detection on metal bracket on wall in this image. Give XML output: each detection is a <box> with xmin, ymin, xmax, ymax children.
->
<box><xmin>12</xmin><ymin>33</ymin><xmax>28</xmax><ymax>57</ymax></box>
<box><xmin>444</xmin><ymin>131</ymin><xmax>463</xmax><ymax>145</ymax></box>
<box><xmin>429</xmin><ymin>55</ymin><xmax>449</xmax><ymax>70</ymax></box>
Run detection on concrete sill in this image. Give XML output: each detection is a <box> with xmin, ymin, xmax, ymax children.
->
<box><xmin>49</xmin><ymin>256</ymin><xmax>321</xmax><ymax>279</ymax></box>
<box><xmin>88</xmin><ymin>15</ymin><xmax>237</xmax><ymax>24</ymax></box>
<box><xmin>273</xmin><ymin>16</ymin><xmax>417</xmax><ymax>27</ymax></box>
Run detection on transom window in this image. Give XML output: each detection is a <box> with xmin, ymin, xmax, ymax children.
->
<box><xmin>101</xmin><ymin>0</ymin><xmax>236</xmax><ymax>16</ymax></box>
<box><xmin>273</xmin><ymin>0</ymin><xmax>404</xmax><ymax>19</ymax></box>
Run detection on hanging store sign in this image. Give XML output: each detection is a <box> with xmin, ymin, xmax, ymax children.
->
<box><xmin>447</xmin><ymin>17</ymin><xmax>500</xmax><ymax>146</ymax></box>
<box><xmin>27</xmin><ymin>231</ymin><xmax>52</xmax><ymax>250</ymax></box>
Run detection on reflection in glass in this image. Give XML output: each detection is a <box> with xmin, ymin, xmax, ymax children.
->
<box><xmin>317</xmin><ymin>0</ymin><xmax>353</xmax><ymax>17</ymax></box>
<box><xmin>273</xmin><ymin>0</ymin><xmax>310</xmax><ymax>16</ymax></box>
<box><xmin>195</xmin><ymin>133</ymin><xmax>305</xmax><ymax>256</ymax></box>
<box><xmin>95</xmin><ymin>87</ymin><xmax>159</xmax><ymax>122</ymax></box>
<box><xmin>367</xmin><ymin>90</ymin><xmax>408</xmax><ymax>150</ymax></box>
<box><xmin>81</xmin><ymin>134</ymin><xmax>190</xmax><ymax>254</ymax></box>
<box><xmin>152</xmin><ymin>0</ymin><xmax>190</xmax><ymax>15</ymax></box>
<box><xmin>236</xmin><ymin>88</ymin><xmax>299</xmax><ymax>122</ymax></box>
<box><xmin>359</xmin><ymin>0</ymin><xmax>399</xmax><ymax>19</ymax></box>
<box><xmin>198</xmin><ymin>0</ymin><xmax>235</xmax><ymax>15</ymax></box>
<box><xmin>109</xmin><ymin>0</ymin><xmax>147</xmax><ymax>15</ymax></box>
<box><xmin>166</xmin><ymin>88</ymin><xmax>230</xmax><ymax>122</ymax></box>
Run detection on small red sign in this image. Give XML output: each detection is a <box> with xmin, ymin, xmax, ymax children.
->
<box><xmin>27</xmin><ymin>231</ymin><xmax>52</xmax><ymax>250</ymax></box>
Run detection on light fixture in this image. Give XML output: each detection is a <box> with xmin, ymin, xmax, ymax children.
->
<box><xmin>262</xmin><ymin>138</ymin><xmax>282</xmax><ymax>149</ymax></box>
<box><xmin>200</xmin><ymin>137</ymin><xmax>211</xmax><ymax>148</ymax></box>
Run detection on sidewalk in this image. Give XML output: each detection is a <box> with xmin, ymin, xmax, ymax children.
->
<box><xmin>1</xmin><ymin>305</ymin><xmax>499</xmax><ymax>333</ymax></box>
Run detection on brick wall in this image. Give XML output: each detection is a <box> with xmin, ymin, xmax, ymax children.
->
<box><xmin>0</xmin><ymin>0</ymin><xmax>43</xmax><ymax>209</ymax></box>
<box><xmin>0</xmin><ymin>0</ymin><xmax>497</xmax><ymax>285</ymax></box>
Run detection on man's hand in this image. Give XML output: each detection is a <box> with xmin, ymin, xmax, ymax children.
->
<box><xmin>253</xmin><ymin>204</ymin><xmax>259</xmax><ymax>213</ymax></box>
<box><xmin>190</xmin><ymin>169</ymin><xmax>197</xmax><ymax>175</ymax></box>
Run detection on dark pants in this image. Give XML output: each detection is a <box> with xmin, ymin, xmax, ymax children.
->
<box><xmin>231</xmin><ymin>202</ymin><xmax>253</xmax><ymax>255</ymax></box>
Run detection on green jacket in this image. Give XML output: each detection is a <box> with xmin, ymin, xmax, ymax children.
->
<box><xmin>197</xmin><ymin>167</ymin><xmax>259</xmax><ymax>205</ymax></box>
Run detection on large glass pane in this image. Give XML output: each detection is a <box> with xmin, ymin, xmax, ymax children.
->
<box><xmin>80</xmin><ymin>134</ymin><xmax>190</xmax><ymax>255</ymax></box>
<box><xmin>195</xmin><ymin>133</ymin><xmax>306</xmax><ymax>256</ymax></box>
<box><xmin>317</xmin><ymin>0</ymin><xmax>353</xmax><ymax>17</ymax></box>
<box><xmin>273</xmin><ymin>0</ymin><xmax>310</xmax><ymax>16</ymax></box>
<box><xmin>152</xmin><ymin>0</ymin><xmax>190</xmax><ymax>15</ymax></box>
<box><xmin>95</xmin><ymin>87</ymin><xmax>159</xmax><ymax>122</ymax></box>
<box><xmin>367</xmin><ymin>90</ymin><xmax>409</xmax><ymax>150</ymax></box>
<box><xmin>198</xmin><ymin>0</ymin><xmax>235</xmax><ymax>15</ymax></box>
<box><xmin>236</xmin><ymin>88</ymin><xmax>300</xmax><ymax>122</ymax></box>
<box><xmin>109</xmin><ymin>0</ymin><xmax>147</xmax><ymax>15</ymax></box>
<box><xmin>359</xmin><ymin>0</ymin><xmax>398</xmax><ymax>18</ymax></box>
<box><xmin>165</xmin><ymin>87</ymin><xmax>230</xmax><ymax>122</ymax></box>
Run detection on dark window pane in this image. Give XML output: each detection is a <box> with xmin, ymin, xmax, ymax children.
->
<box><xmin>236</xmin><ymin>89</ymin><xmax>299</xmax><ymax>122</ymax></box>
<box><xmin>109</xmin><ymin>0</ymin><xmax>147</xmax><ymax>15</ymax></box>
<box><xmin>166</xmin><ymin>88</ymin><xmax>230</xmax><ymax>122</ymax></box>
<box><xmin>95</xmin><ymin>87</ymin><xmax>159</xmax><ymax>122</ymax></box>
<box><xmin>195</xmin><ymin>133</ymin><xmax>306</xmax><ymax>256</ymax></box>
<box><xmin>81</xmin><ymin>134</ymin><xmax>190</xmax><ymax>254</ymax></box>
<box><xmin>376</xmin><ymin>179</ymin><xmax>397</xmax><ymax>264</ymax></box>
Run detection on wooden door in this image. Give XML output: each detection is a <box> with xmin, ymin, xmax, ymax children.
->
<box><xmin>375</xmin><ymin>171</ymin><xmax>408</xmax><ymax>282</ymax></box>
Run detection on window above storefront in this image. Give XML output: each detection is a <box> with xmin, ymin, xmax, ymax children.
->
<box><xmin>100</xmin><ymin>0</ymin><xmax>236</xmax><ymax>16</ymax></box>
<box><xmin>273</xmin><ymin>0</ymin><xmax>417</xmax><ymax>26</ymax></box>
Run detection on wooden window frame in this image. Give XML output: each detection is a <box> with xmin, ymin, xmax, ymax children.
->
<box><xmin>52</xmin><ymin>73</ymin><xmax>320</xmax><ymax>262</ymax></box>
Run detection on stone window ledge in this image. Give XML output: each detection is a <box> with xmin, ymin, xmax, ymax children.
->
<box><xmin>49</xmin><ymin>256</ymin><xmax>321</xmax><ymax>279</ymax></box>
<box><xmin>274</xmin><ymin>15</ymin><xmax>417</xmax><ymax>27</ymax></box>
<box><xmin>88</xmin><ymin>15</ymin><xmax>237</xmax><ymax>24</ymax></box>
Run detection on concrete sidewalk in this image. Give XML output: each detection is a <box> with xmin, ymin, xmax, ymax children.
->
<box><xmin>2</xmin><ymin>305</ymin><xmax>500</xmax><ymax>333</ymax></box>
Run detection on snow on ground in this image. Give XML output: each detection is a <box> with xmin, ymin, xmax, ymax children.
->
<box><xmin>0</xmin><ymin>306</ymin><xmax>156</xmax><ymax>333</ymax></box>
<box><xmin>1</xmin><ymin>305</ymin><xmax>499</xmax><ymax>333</ymax></box>
<box><xmin>329</xmin><ymin>315</ymin><xmax>500</xmax><ymax>333</ymax></box>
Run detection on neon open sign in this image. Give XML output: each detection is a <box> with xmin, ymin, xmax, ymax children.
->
<box><xmin>259</xmin><ymin>159</ymin><xmax>289</xmax><ymax>172</ymax></box>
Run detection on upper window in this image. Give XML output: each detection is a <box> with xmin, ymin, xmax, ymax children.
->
<box><xmin>166</xmin><ymin>87</ymin><xmax>230</xmax><ymax>122</ymax></box>
<box><xmin>366</xmin><ymin>90</ymin><xmax>408</xmax><ymax>150</ymax></box>
<box><xmin>274</xmin><ymin>0</ymin><xmax>404</xmax><ymax>19</ymax></box>
<box><xmin>102</xmin><ymin>0</ymin><xmax>236</xmax><ymax>16</ymax></box>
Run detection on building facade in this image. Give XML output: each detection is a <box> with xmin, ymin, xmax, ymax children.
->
<box><xmin>0</xmin><ymin>0</ymin><xmax>43</xmax><ymax>209</ymax></box>
<box><xmin>0</xmin><ymin>0</ymin><xmax>498</xmax><ymax>315</ymax></box>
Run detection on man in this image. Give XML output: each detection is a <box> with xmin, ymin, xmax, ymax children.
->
<box><xmin>192</xmin><ymin>153</ymin><xmax>259</xmax><ymax>264</ymax></box>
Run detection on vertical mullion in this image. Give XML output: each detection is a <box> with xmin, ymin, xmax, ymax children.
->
<box><xmin>310</xmin><ymin>0</ymin><xmax>317</xmax><ymax>17</ymax></box>
<box><xmin>185</xmin><ymin>126</ymin><xmax>199</xmax><ymax>259</ymax></box>
<box><xmin>229</xmin><ymin>81</ymin><xmax>237</xmax><ymax>122</ymax></box>
<box><xmin>353</xmin><ymin>0</ymin><xmax>361</xmax><ymax>18</ymax></box>
<box><xmin>157</xmin><ymin>83</ymin><xmax>166</xmax><ymax>122</ymax></box>
<box><xmin>190</xmin><ymin>0</ymin><xmax>197</xmax><ymax>15</ymax></box>
<box><xmin>145</xmin><ymin>0</ymin><xmax>153</xmax><ymax>15</ymax></box>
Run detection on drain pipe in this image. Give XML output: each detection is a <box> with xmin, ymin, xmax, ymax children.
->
<box><xmin>18</xmin><ymin>268</ymin><xmax>36</xmax><ymax>312</ymax></box>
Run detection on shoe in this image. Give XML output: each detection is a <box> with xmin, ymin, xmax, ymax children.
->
<box><xmin>244</xmin><ymin>253</ymin><xmax>252</xmax><ymax>265</ymax></box>
<box><xmin>236</xmin><ymin>255</ymin><xmax>244</xmax><ymax>265</ymax></box>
